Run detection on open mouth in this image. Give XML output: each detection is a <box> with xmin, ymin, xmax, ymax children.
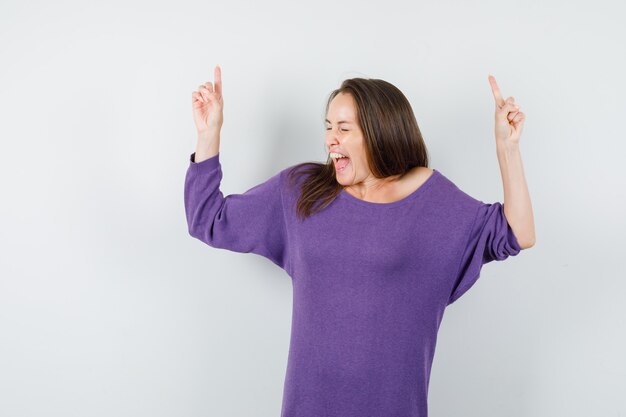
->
<box><xmin>334</xmin><ymin>157</ymin><xmax>350</xmax><ymax>172</ymax></box>
<box><xmin>330</xmin><ymin>152</ymin><xmax>350</xmax><ymax>172</ymax></box>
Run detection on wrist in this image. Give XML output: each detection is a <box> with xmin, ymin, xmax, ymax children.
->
<box><xmin>495</xmin><ymin>141</ymin><xmax>520</xmax><ymax>166</ymax></box>
<box><xmin>195</xmin><ymin>132</ymin><xmax>220</xmax><ymax>163</ymax></box>
<box><xmin>197</xmin><ymin>129</ymin><xmax>220</xmax><ymax>142</ymax></box>
<box><xmin>496</xmin><ymin>140</ymin><xmax>520</xmax><ymax>154</ymax></box>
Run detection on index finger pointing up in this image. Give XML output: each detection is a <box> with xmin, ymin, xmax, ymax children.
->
<box><xmin>214</xmin><ymin>65</ymin><xmax>222</xmax><ymax>97</ymax></box>
<box><xmin>488</xmin><ymin>74</ymin><xmax>505</xmax><ymax>107</ymax></box>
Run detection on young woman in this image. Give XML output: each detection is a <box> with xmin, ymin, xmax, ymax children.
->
<box><xmin>185</xmin><ymin>65</ymin><xmax>535</xmax><ymax>417</ymax></box>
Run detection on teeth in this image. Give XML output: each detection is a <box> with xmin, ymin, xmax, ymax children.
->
<box><xmin>329</xmin><ymin>152</ymin><xmax>348</xmax><ymax>160</ymax></box>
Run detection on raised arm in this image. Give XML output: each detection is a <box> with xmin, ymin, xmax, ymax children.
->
<box><xmin>489</xmin><ymin>75</ymin><xmax>535</xmax><ymax>249</ymax></box>
<box><xmin>185</xmin><ymin>65</ymin><xmax>290</xmax><ymax>272</ymax></box>
<box><xmin>488</xmin><ymin>74</ymin><xmax>536</xmax><ymax>249</ymax></box>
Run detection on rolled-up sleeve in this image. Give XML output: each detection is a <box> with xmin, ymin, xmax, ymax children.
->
<box><xmin>447</xmin><ymin>202</ymin><xmax>521</xmax><ymax>305</ymax></box>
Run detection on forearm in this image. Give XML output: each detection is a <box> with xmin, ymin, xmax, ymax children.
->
<box><xmin>194</xmin><ymin>130</ymin><xmax>221</xmax><ymax>163</ymax></box>
<box><xmin>496</xmin><ymin>142</ymin><xmax>536</xmax><ymax>249</ymax></box>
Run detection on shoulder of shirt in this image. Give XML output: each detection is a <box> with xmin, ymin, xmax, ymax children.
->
<box><xmin>432</xmin><ymin>169</ymin><xmax>484</xmax><ymax>210</ymax></box>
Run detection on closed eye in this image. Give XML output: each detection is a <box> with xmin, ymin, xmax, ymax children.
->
<box><xmin>326</xmin><ymin>128</ymin><xmax>349</xmax><ymax>132</ymax></box>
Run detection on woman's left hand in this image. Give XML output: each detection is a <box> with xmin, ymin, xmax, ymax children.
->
<box><xmin>488</xmin><ymin>75</ymin><xmax>525</xmax><ymax>144</ymax></box>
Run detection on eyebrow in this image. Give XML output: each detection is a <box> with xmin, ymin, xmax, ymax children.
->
<box><xmin>325</xmin><ymin>119</ymin><xmax>353</xmax><ymax>124</ymax></box>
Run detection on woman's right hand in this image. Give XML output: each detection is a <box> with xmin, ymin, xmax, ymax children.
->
<box><xmin>192</xmin><ymin>65</ymin><xmax>224</xmax><ymax>135</ymax></box>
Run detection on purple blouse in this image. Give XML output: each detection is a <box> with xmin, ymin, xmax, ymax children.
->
<box><xmin>184</xmin><ymin>152</ymin><xmax>521</xmax><ymax>417</ymax></box>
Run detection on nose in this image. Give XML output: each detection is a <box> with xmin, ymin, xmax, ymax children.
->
<box><xmin>325</xmin><ymin>128</ymin><xmax>340</xmax><ymax>151</ymax></box>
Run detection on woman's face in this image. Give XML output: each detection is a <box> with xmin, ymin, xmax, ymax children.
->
<box><xmin>325</xmin><ymin>92</ymin><xmax>368</xmax><ymax>186</ymax></box>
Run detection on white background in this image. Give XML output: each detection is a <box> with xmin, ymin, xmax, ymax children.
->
<box><xmin>1</xmin><ymin>0</ymin><xmax>624</xmax><ymax>416</ymax></box>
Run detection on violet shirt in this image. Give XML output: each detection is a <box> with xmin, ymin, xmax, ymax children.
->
<box><xmin>184</xmin><ymin>152</ymin><xmax>521</xmax><ymax>417</ymax></box>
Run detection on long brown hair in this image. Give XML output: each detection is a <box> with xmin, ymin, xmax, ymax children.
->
<box><xmin>286</xmin><ymin>77</ymin><xmax>429</xmax><ymax>221</ymax></box>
